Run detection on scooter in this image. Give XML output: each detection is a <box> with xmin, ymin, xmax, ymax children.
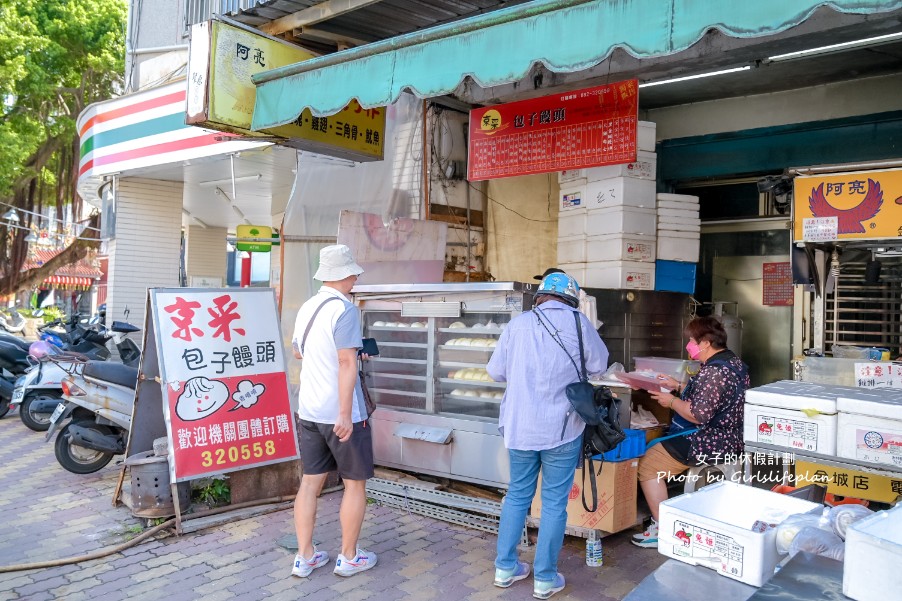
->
<box><xmin>11</xmin><ymin>321</ymin><xmax>139</xmax><ymax>431</ymax></box>
<box><xmin>46</xmin><ymin>357</ymin><xmax>138</xmax><ymax>474</ymax></box>
<box><xmin>44</xmin><ymin>321</ymin><xmax>142</xmax><ymax>474</ymax></box>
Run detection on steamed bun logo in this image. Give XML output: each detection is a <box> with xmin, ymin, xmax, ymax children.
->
<box><xmin>231</xmin><ymin>380</ymin><xmax>265</xmax><ymax>411</ymax></box>
<box><xmin>175</xmin><ymin>377</ymin><xmax>230</xmax><ymax>421</ymax></box>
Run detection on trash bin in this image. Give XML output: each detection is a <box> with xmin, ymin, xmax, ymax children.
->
<box><xmin>125</xmin><ymin>450</ymin><xmax>190</xmax><ymax>518</ymax></box>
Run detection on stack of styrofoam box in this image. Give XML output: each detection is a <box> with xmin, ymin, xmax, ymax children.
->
<box><xmin>656</xmin><ymin>193</ymin><xmax>700</xmax><ymax>263</ymax></box>
<box><xmin>558</xmin><ymin>121</ymin><xmax>658</xmax><ymax>289</ymax></box>
<box><xmin>741</xmin><ymin>380</ymin><xmax>867</xmax><ymax>455</ymax></box>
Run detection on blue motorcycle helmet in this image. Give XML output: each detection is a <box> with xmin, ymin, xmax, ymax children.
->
<box><xmin>537</xmin><ymin>271</ymin><xmax>580</xmax><ymax>307</ymax></box>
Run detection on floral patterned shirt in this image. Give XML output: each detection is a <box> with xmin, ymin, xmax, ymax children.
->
<box><xmin>682</xmin><ymin>350</ymin><xmax>749</xmax><ymax>461</ymax></box>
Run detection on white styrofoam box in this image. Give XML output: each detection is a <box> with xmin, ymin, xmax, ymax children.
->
<box><xmin>657</xmin><ymin>192</ymin><xmax>699</xmax><ymax>204</ymax></box>
<box><xmin>559</xmin><ymin>186</ymin><xmax>587</xmax><ymax>212</ymax></box>
<box><xmin>743</xmin><ymin>381</ymin><xmax>854</xmax><ymax>455</ymax></box>
<box><xmin>657</xmin><ymin>215</ymin><xmax>700</xmax><ymax>226</ymax></box>
<box><xmin>658</xmin><ymin>229</ymin><xmax>700</xmax><ymax>240</ymax></box>
<box><xmin>658</xmin><ymin>221</ymin><xmax>701</xmax><ymax>233</ymax></box>
<box><xmin>558</xmin><ymin>261</ymin><xmax>586</xmax><ymax>283</ymax></box>
<box><xmin>583</xmin><ymin>151</ymin><xmax>657</xmax><ymax>182</ymax></box>
<box><xmin>561</xmin><ymin>177</ymin><xmax>656</xmax><ymax>213</ymax></box>
<box><xmin>582</xmin><ymin>260</ymin><xmax>655</xmax><ymax>289</ymax></box>
<box><xmin>558</xmin><ymin>169</ymin><xmax>586</xmax><ymax>185</ymax></box>
<box><xmin>657</xmin><ymin>236</ymin><xmax>700</xmax><ymax>263</ymax></box>
<box><xmin>557</xmin><ymin>235</ymin><xmax>586</xmax><ymax>263</ymax></box>
<box><xmin>657</xmin><ymin>207</ymin><xmax>700</xmax><ymax>220</ymax></box>
<box><xmin>585</xmin><ymin>207</ymin><xmax>656</xmax><ymax>236</ymax></box>
<box><xmin>558</xmin><ymin>210</ymin><xmax>587</xmax><ymax>238</ymax></box>
<box><xmin>843</xmin><ymin>504</ymin><xmax>902</xmax><ymax>601</ymax></box>
<box><xmin>658</xmin><ymin>199</ymin><xmax>699</xmax><ymax>210</ymax></box>
<box><xmin>586</xmin><ymin>234</ymin><xmax>656</xmax><ymax>262</ymax></box>
<box><xmin>658</xmin><ymin>481</ymin><xmax>823</xmax><ymax>587</ymax></box>
<box><xmin>638</xmin><ymin>121</ymin><xmax>656</xmax><ymax>152</ymax></box>
<box><xmin>836</xmin><ymin>388</ymin><xmax>902</xmax><ymax>467</ymax></box>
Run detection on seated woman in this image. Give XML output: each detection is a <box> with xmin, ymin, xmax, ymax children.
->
<box><xmin>632</xmin><ymin>316</ymin><xmax>749</xmax><ymax>548</ymax></box>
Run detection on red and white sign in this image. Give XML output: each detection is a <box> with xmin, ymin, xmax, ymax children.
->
<box><xmin>151</xmin><ymin>288</ymin><xmax>298</xmax><ymax>481</ymax></box>
<box><xmin>762</xmin><ymin>262</ymin><xmax>793</xmax><ymax>306</ymax></box>
<box><xmin>467</xmin><ymin>80</ymin><xmax>639</xmax><ymax>181</ymax></box>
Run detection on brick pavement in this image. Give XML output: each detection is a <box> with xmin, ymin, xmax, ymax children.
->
<box><xmin>0</xmin><ymin>414</ymin><xmax>666</xmax><ymax>600</ymax></box>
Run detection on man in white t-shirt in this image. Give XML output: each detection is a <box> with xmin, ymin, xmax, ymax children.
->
<box><xmin>289</xmin><ymin>244</ymin><xmax>376</xmax><ymax>579</ymax></box>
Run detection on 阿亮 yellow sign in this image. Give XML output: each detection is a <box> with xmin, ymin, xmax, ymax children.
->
<box><xmin>793</xmin><ymin>168</ymin><xmax>902</xmax><ymax>242</ymax></box>
<box><xmin>186</xmin><ymin>19</ymin><xmax>385</xmax><ymax>162</ymax></box>
<box><xmin>794</xmin><ymin>459</ymin><xmax>902</xmax><ymax>503</ymax></box>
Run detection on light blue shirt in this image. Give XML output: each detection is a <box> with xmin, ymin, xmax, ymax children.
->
<box><xmin>487</xmin><ymin>300</ymin><xmax>609</xmax><ymax>451</ymax></box>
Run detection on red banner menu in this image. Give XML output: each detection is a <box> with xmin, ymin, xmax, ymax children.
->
<box><xmin>467</xmin><ymin>80</ymin><xmax>639</xmax><ymax>181</ymax></box>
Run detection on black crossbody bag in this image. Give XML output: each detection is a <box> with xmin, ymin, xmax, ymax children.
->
<box><xmin>536</xmin><ymin>309</ymin><xmax>626</xmax><ymax>511</ymax></box>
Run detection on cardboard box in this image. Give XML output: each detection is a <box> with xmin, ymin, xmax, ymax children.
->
<box><xmin>531</xmin><ymin>459</ymin><xmax>638</xmax><ymax>534</ymax></box>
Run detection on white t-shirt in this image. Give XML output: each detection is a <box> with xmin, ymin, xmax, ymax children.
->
<box><xmin>292</xmin><ymin>287</ymin><xmax>365</xmax><ymax>424</ymax></box>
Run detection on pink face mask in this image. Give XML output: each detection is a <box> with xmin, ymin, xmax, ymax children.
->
<box><xmin>686</xmin><ymin>340</ymin><xmax>702</xmax><ymax>360</ymax></box>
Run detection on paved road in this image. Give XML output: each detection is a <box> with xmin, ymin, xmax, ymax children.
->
<box><xmin>0</xmin><ymin>414</ymin><xmax>665</xmax><ymax>600</ymax></box>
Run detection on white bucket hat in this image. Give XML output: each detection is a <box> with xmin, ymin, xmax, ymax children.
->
<box><xmin>314</xmin><ymin>244</ymin><xmax>365</xmax><ymax>281</ymax></box>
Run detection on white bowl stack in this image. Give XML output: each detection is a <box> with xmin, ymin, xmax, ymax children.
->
<box><xmin>557</xmin><ymin>121</ymin><xmax>658</xmax><ymax>289</ymax></box>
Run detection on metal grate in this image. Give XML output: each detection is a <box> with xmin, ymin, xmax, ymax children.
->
<box><xmin>826</xmin><ymin>260</ymin><xmax>902</xmax><ymax>356</ymax></box>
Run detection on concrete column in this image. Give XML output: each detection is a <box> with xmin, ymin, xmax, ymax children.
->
<box><xmin>185</xmin><ymin>225</ymin><xmax>227</xmax><ymax>286</ymax></box>
<box><xmin>107</xmin><ymin>177</ymin><xmax>183</xmax><ymax>331</ymax></box>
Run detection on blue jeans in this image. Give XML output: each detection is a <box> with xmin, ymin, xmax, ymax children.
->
<box><xmin>495</xmin><ymin>436</ymin><xmax>581</xmax><ymax>582</ymax></box>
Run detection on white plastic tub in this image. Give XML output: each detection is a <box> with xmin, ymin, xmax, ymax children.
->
<box><xmin>844</xmin><ymin>504</ymin><xmax>902</xmax><ymax>600</ymax></box>
<box><xmin>836</xmin><ymin>388</ymin><xmax>902</xmax><ymax>467</ymax></box>
<box><xmin>633</xmin><ymin>356</ymin><xmax>700</xmax><ymax>384</ymax></box>
<box><xmin>743</xmin><ymin>380</ymin><xmax>854</xmax><ymax>454</ymax></box>
<box><xmin>658</xmin><ymin>481</ymin><xmax>823</xmax><ymax>587</ymax></box>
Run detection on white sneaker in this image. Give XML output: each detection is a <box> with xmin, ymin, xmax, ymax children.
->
<box><xmin>333</xmin><ymin>548</ymin><xmax>377</xmax><ymax>577</ymax></box>
<box><xmin>291</xmin><ymin>550</ymin><xmax>330</xmax><ymax>577</ymax></box>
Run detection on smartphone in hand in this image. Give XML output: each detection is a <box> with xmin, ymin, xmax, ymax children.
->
<box><xmin>359</xmin><ymin>338</ymin><xmax>379</xmax><ymax>356</ymax></box>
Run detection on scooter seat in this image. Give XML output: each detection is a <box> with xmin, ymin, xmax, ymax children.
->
<box><xmin>111</xmin><ymin>321</ymin><xmax>141</xmax><ymax>334</ymax></box>
<box><xmin>0</xmin><ymin>341</ymin><xmax>30</xmax><ymax>372</ymax></box>
<box><xmin>83</xmin><ymin>361</ymin><xmax>139</xmax><ymax>389</ymax></box>
<box><xmin>0</xmin><ymin>333</ymin><xmax>31</xmax><ymax>353</ymax></box>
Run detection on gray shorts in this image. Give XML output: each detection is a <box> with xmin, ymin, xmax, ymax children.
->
<box><xmin>298</xmin><ymin>419</ymin><xmax>374</xmax><ymax>481</ymax></box>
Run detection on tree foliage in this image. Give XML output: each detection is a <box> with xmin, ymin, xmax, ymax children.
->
<box><xmin>0</xmin><ymin>0</ymin><xmax>126</xmax><ymax>297</ymax></box>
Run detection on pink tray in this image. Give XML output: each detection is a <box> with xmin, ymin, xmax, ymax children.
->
<box><xmin>611</xmin><ymin>371</ymin><xmax>669</xmax><ymax>393</ymax></box>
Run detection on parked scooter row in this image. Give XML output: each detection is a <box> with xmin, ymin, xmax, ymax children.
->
<box><xmin>1</xmin><ymin>311</ymin><xmax>143</xmax><ymax>475</ymax></box>
<box><xmin>2</xmin><ymin>317</ymin><xmax>120</xmax><ymax>429</ymax></box>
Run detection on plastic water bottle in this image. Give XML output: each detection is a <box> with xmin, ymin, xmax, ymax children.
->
<box><xmin>586</xmin><ymin>530</ymin><xmax>603</xmax><ymax>567</ymax></box>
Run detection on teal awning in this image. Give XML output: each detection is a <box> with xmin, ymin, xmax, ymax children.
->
<box><xmin>251</xmin><ymin>0</ymin><xmax>902</xmax><ymax>129</ymax></box>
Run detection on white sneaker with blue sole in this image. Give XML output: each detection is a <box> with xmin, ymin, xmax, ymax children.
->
<box><xmin>333</xmin><ymin>548</ymin><xmax>377</xmax><ymax>577</ymax></box>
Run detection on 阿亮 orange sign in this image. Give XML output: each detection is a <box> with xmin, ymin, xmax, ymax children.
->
<box><xmin>793</xmin><ymin>168</ymin><xmax>902</xmax><ymax>241</ymax></box>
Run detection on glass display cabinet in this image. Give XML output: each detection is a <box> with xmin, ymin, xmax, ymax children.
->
<box><xmin>353</xmin><ymin>282</ymin><xmax>535</xmax><ymax>487</ymax></box>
